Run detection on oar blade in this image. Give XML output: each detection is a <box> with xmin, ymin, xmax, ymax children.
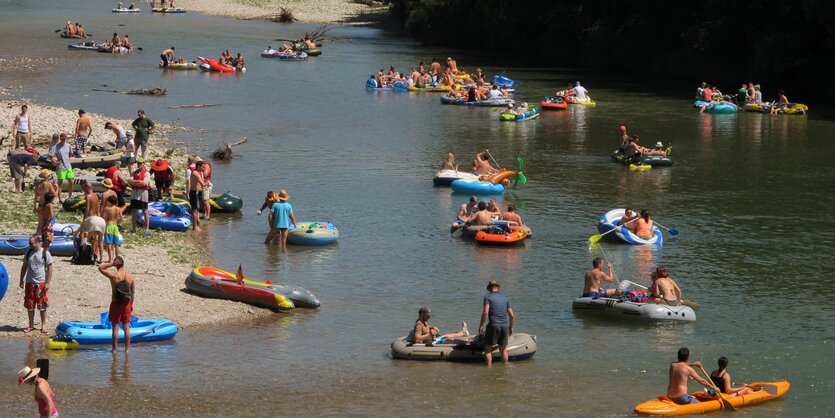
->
<box><xmin>589</xmin><ymin>234</ymin><xmax>603</xmax><ymax>244</ymax></box>
<box><xmin>668</xmin><ymin>228</ymin><xmax>679</xmax><ymax>236</ymax></box>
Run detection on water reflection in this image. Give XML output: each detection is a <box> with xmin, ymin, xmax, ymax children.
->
<box><xmin>110</xmin><ymin>355</ymin><xmax>131</xmax><ymax>386</ymax></box>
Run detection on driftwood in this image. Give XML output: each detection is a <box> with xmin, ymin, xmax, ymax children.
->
<box><xmin>92</xmin><ymin>86</ymin><xmax>167</xmax><ymax>96</ymax></box>
<box><xmin>211</xmin><ymin>137</ymin><xmax>247</xmax><ymax>160</ymax></box>
<box><xmin>272</xmin><ymin>25</ymin><xmax>330</xmax><ymax>43</ymax></box>
<box><xmin>168</xmin><ymin>103</ymin><xmax>219</xmax><ymax>109</ymax></box>
<box><xmin>0</xmin><ymin>134</ymin><xmax>7</xmax><ymax>146</ymax></box>
<box><xmin>253</xmin><ymin>7</ymin><xmax>297</xmax><ymax>23</ymax></box>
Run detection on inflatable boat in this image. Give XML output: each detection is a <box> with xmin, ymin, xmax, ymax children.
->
<box><xmin>597</xmin><ymin>208</ymin><xmax>663</xmax><ymax>245</ymax></box>
<box><xmin>189</xmin><ymin>266</ymin><xmax>319</xmax><ymax>308</ymax></box>
<box><xmin>432</xmin><ymin>169</ymin><xmax>479</xmax><ymax>187</ymax></box>
<box><xmin>475</xmin><ymin>224</ymin><xmax>528</xmax><ymax>245</ymax></box>
<box><xmin>47</xmin><ymin>335</ymin><xmax>80</xmax><ymax>350</ymax></box>
<box><xmin>287</xmin><ymin>222</ymin><xmax>339</xmax><ymax>245</ymax></box>
<box><xmin>572</xmin><ymin>297</ymin><xmax>695</xmax><ymax>322</ymax></box>
<box><xmin>160</xmin><ymin>60</ymin><xmax>197</xmax><ymax>70</ymax></box>
<box><xmin>97</xmin><ymin>45</ymin><xmax>130</xmax><ymax>54</ymax></box>
<box><xmin>611</xmin><ymin>149</ymin><xmax>673</xmax><ymax>167</ymax></box>
<box><xmin>391</xmin><ymin>333</ymin><xmax>536</xmax><ymax>362</ymax></box>
<box><xmin>56</xmin><ymin>312</ymin><xmax>177</xmax><ymax>344</ymax></box>
<box><xmin>185</xmin><ymin>267</ymin><xmax>296</xmax><ymax>311</ymax></box>
<box><xmin>60</xmin><ymin>32</ymin><xmax>82</xmax><ymax>39</ymax></box>
<box><xmin>540</xmin><ymin>96</ymin><xmax>568</xmax><ymax>110</ymax></box>
<box><xmin>151</xmin><ymin>7</ymin><xmax>186</xmax><ymax>13</ymax></box>
<box><xmin>440</xmin><ymin>95</ymin><xmax>514</xmax><ymax>106</ymax></box>
<box><xmin>112</xmin><ymin>7</ymin><xmax>141</xmax><ymax>13</ymax></box>
<box><xmin>499</xmin><ymin>107</ymin><xmax>540</xmax><ymax>121</ymax></box>
<box><xmin>695</xmin><ymin>100</ymin><xmax>738</xmax><ymax>113</ymax></box>
<box><xmin>37</xmin><ymin>150</ymin><xmax>125</xmax><ymax>170</ymax></box>
<box><xmin>261</xmin><ymin>51</ymin><xmax>308</xmax><ymax>60</ymax></box>
<box><xmin>453</xmin><ymin>220</ymin><xmax>533</xmax><ymax>238</ymax></box>
<box><xmin>365</xmin><ymin>78</ymin><xmax>409</xmax><ymax>91</ymax></box>
<box><xmin>634</xmin><ymin>381</ymin><xmax>790</xmax><ymax>415</ymax></box>
<box><xmin>137</xmin><ymin>201</ymin><xmax>192</xmax><ymax>232</ymax></box>
<box><xmin>0</xmin><ymin>235</ymin><xmax>75</xmax><ymax>256</ymax></box>
<box><xmin>197</xmin><ymin>56</ymin><xmax>244</xmax><ymax>73</ymax></box>
<box><xmin>490</xmin><ymin>73</ymin><xmax>520</xmax><ymax>87</ymax></box>
<box><xmin>408</xmin><ymin>84</ymin><xmax>451</xmax><ymax>93</ymax></box>
<box><xmin>171</xmin><ymin>191</ymin><xmax>242</xmax><ymax>213</ymax></box>
<box><xmin>743</xmin><ymin>102</ymin><xmax>808</xmax><ymax>115</ymax></box>
<box><xmin>67</xmin><ymin>42</ymin><xmax>100</xmax><ymax>51</ymax></box>
<box><xmin>450</xmin><ymin>179</ymin><xmax>505</xmax><ymax>195</ymax></box>
<box><xmin>0</xmin><ymin>262</ymin><xmax>8</xmax><ymax>304</ymax></box>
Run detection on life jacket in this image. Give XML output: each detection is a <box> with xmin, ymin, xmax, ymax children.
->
<box><xmin>132</xmin><ymin>168</ymin><xmax>150</xmax><ymax>190</ymax></box>
<box><xmin>105</xmin><ymin>165</ymin><xmax>125</xmax><ymax>192</ymax></box>
<box><xmin>203</xmin><ymin>161</ymin><xmax>212</xmax><ymax>181</ymax></box>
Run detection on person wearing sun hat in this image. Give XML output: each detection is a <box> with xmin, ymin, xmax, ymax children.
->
<box><xmin>150</xmin><ymin>158</ymin><xmax>175</xmax><ymax>198</ymax></box>
<box><xmin>33</xmin><ymin>169</ymin><xmax>58</xmax><ymax>214</ymax></box>
<box><xmin>265</xmin><ymin>189</ymin><xmax>297</xmax><ymax>250</ymax></box>
<box><xmin>478</xmin><ymin>279</ymin><xmax>515</xmax><ymax>367</ymax></box>
<box><xmin>18</xmin><ymin>365</ymin><xmax>58</xmax><ymax>417</ymax></box>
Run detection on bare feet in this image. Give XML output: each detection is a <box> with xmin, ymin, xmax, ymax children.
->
<box><xmin>23</xmin><ymin>327</ymin><xmax>34</xmax><ymax>333</ymax></box>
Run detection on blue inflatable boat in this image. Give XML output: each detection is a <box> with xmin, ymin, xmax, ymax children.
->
<box><xmin>499</xmin><ymin>107</ymin><xmax>540</xmax><ymax>121</ymax></box>
<box><xmin>287</xmin><ymin>222</ymin><xmax>339</xmax><ymax>245</ymax></box>
<box><xmin>491</xmin><ymin>73</ymin><xmax>520</xmax><ymax>87</ymax></box>
<box><xmin>366</xmin><ymin>78</ymin><xmax>408</xmax><ymax>91</ymax></box>
<box><xmin>137</xmin><ymin>201</ymin><xmax>192</xmax><ymax>232</ymax></box>
<box><xmin>694</xmin><ymin>100</ymin><xmax>738</xmax><ymax>114</ymax></box>
<box><xmin>56</xmin><ymin>312</ymin><xmax>178</xmax><ymax>345</ymax></box>
<box><xmin>0</xmin><ymin>262</ymin><xmax>8</xmax><ymax>304</ymax></box>
<box><xmin>0</xmin><ymin>235</ymin><xmax>75</xmax><ymax>256</ymax></box>
<box><xmin>597</xmin><ymin>208</ymin><xmax>663</xmax><ymax>245</ymax></box>
<box><xmin>450</xmin><ymin>179</ymin><xmax>505</xmax><ymax>195</ymax></box>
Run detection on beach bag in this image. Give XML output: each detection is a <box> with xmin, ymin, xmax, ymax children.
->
<box><xmin>71</xmin><ymin>243</ymin><xmax>95</xmax><ymax>265</ymax></box>
<box><xmin>626</xmin><ymin>290</ymin><xmax>648</xmax><ymax>303</ymax></box>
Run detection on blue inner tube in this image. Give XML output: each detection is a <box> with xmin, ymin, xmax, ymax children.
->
<box><xmin>450</xmin><ymin>179</ymin><xmax>505</xmax><ymax>195</ymax></box>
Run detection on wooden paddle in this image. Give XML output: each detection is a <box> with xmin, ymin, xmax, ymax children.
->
<box><xmin>699</xmin><ymin>365</ymin><xmax>737</xmax><ymax>411</ymax></box>
<box><xmin>589</xmin><ymin>217</ymin><xmax>639</xmax><ymax>244</ymax></box>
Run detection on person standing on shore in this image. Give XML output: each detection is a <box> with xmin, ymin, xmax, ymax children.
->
<box><xmin>47</xmin><ymin>133</ymin><xmax>74</xmax><ymax>203</ymax></box>
<box><xmin>74</xmin><ymin>109</ymin><xmax>93</xmax><ymax>156</ymax></box>
<box><xmin>265</xmin><ymin>189</ymin><xmax>296</xmax><ymax>250</ymax></box>
<box><xmin>128</xmin><ymin>158</ymin><xmax>151</xmax><ymax>235</ymax></box>
<box><xmin>131</xmin><ymin>109</ymin><xmax>155</xmax><ymax>159</ymax></box>
<box><xmin>150</xmin><ymin>158</ymin><xmax>175</xmax><ymax>198</ymax></box>
<box><xmin>8</xmin><ymin>149</ymin><xmax>37</xmax><ymax>193</ymax></box>
<box><xmin>82</xmin><ymin>181</ymin><xmax>105</xmax><ymax>262</ymax></box>
<box><xmin>104</xmin><ymin>122</ymin><xmax>128</xmax><ymax>149</ymax></box>
<box><xmin>201</xmin><ymin>159</ymin><xmax>213</xmax><ymax>221</ymax></box>
<box><xmin>103</xmin><ymin>161</ymin><xmax>127</xmax><ymax>208</ymax></box>
<box><xmin>124</xmin><ymin>131</ymin><xmax>136</xmax><ymax>173</ymax></box>
<box><xmin>98</xmin><ymin>256</ymin><xmax>135</xmax><ymax>354</ymax></box>
<box><xmin>478</xmin><ymin>280</ymin><xmax>515</xmax><ymax>367</ymax></box>
<box><xmin>19</xmin><ymin>235</ymin><xmax>53</xmax><ymax>334</ymax></box>
<box><xmin>188</xmin><ymin>160</ymin><xmax>206</xmax><ymax>231</ymax></box>
<box><xmin>18</xmin><ymin>366</ymin><xmax>58</xmax><ymax>418</ymax></box>
<box><xmin>12</xmin><ymin>104</ymin><xmax>32</xmax><ymax>149</ymax></box>
<box><xmin>102</xmin><ymin>194</ymin><xmax>123</xmax><ymax>262</ymax></box>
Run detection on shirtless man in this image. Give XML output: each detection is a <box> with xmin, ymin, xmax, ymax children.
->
<box><xmin>650</xmin><ymin>267</ymin><xmax>683</xmax><ymax>306</ymax></box>
<box><xmin>500</xmin><ymin>205</ymin><xmax>523</xmax><ymax>225</ymax></box>
<box><xmin>65</xmin><ymin>21</ymin><xmax>76</xmax><ymax>36</ymax></box>
<box><xmin>486</xmin><ymin>197</ymin><xmax>501</xmax><ymax>217</ymax></box>
<box><xmin>74</xmin><ymin>109</ymin><xmax>92</xmax><ymax>155</ymax></box>
<box><xmin>102</xmin><ymin>195</ymin><xmax>124</xmax><ymax>263</ymax></box>
<box><xmin>160</xmin><ymin>47</ymin><xmax>175</xmax><ymax>68</ymax></box>
<box><xmin>110</xmin><ymin>33</ymin><xmax>121</xmax><ymax>53</ymax></box>
<box><xmin>624</xmin><ymin>136</ymin><xmax>645</xmax><ymax>158</ymax></box>
<box><xmin>447</xmin><ymin>57</ymin><xmax>459</xmax><ymax>74</ymax></box>
<box><xmin>233</xmin><ymin>53</ymin><xmax>245</xmax><ymax>71</ymax></box>
<box><xmin>410</xmin><ymin>307</ymin><xmax>469</xmax><ymax>344</ymax></box>
<box><xmin>76</xmin><ymin>24</ymin><xmax>87</xmax><ymax>38</ymax></box>
<box><xmin>410</xmin><ymin>67</ymin><xmax>421</xmax><ymax>86</ymax></box>
<box><xmin>666</xmin><ymin>348</ymin><xmax>713</xmax><ymax>405</ymax></box>
<box><xmin>188</xmin><ymin>160</ymin><xmax>206</xmax><ymax>231</ymax></box>
<box><xmin>472</xmin><ymin>152</ymin><xmax>497</xmax><ymax>176</ymax></box>
<box><xmin>429</xmin><ymin>58</ymin><xmax>441</xmax><ymax>83</ymax></box>
<box><xmin>582</xmin><ymin>257</ymin><xmax>620</xmax><ymax>297</ymax></box>
<box><xmin>121</xmin><ymin>34</ymin><xmax>131</xmax><ymax>51</ymax></box>
<box><xmin>620</xmin><ymin>208</ymin><xmax>639</xmax><ymax>232</ymax></box>
<box><xmin>451</xmin><ymin>196</ymin><xmax>479</xmax><ymax>231</ymax></box>
<box><xmin>466</xmin><ymin>201</ymin><xmax>494</xmax><ymax>226</ymax></box>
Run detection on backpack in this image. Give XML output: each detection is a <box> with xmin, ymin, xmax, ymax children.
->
<box><xmin>626</xmin><ymin>289</ymin><xmax>648</xmax><ymax>303</ymax></box>
<box><xmin>114</xmin><ymin>280</ymin><xmax>132</xmax><ymax>304</ymax></box>
<box><xmin>71</xmin><ymin>243</ymin><xmax>95</xmax><ymax>265</ymax></box>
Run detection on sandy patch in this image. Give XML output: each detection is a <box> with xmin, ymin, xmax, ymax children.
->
<box><xmin>183</xmin><ymin>0</ymin><xmax>387</xmax><ymax>25</ymax></box>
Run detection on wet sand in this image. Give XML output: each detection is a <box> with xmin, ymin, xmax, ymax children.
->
<box><xmin>0</xmin><ymin>99</ymin><xmax>274</xmax><ymax>339</ymax></box>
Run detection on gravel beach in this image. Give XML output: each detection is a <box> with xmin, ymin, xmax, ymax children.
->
<box><xmin>185</xmin><ymin>0</ymin><xmax>385</xmax><ymax>24</ymax></box>
<box><xmin>0</xmin><ymin>99</ymin><xmax>274</xmax><ymax>339</ymax></box>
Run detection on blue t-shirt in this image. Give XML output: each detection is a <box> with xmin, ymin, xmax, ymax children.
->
<box><xmin>270</xmin><ymin>201</ymin><xmax>294</xmax><ymax>229</ymax></box>
<box><xmin>484</xmin><ymin>292</ymin><xmax>510</xmax><ymax>327</ymax></box>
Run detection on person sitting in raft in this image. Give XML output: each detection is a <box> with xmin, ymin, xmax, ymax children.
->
<box><xmin>409</xmin><ymin>306</ymin><xmax>469</xmax><ymax>344</ymax></box>
<box><xmin>487</xmin><ymin>85</ymin><xmax>502</xmax><ymax>99</ymax></box>
<box><xmin>121</xmin><ymin>34</ymin><xmax>131</xmax><ymax>51</ymax></box>
<box><xmin>280</xmin><ymin>43</ymin><xmax>294</xmax><ymax>53</ymax></box>
<box><xmin>769</xmin><ymin>89</ymin><xmax>790</xmax><ymax>115</ymax></box>
<box><xmin>376</xmin><ymin>69</ymin><xmax>387</xmax><ymax>88</ymax></box>
<box><xmin>303</xmin><ymin>37</ymin><xmax>316</xmax><ymax>49</ymax></box>
<box><xmin>633</xmin><ymin>210</ymin><xmax>654</xmax><ymax>239</ymax></box>
<box><xmin>265</xmin><ymin>45</ymin><xmax>277</xmax><ymax>54</ymax></box>
<box><xmin>233</xmin><ymin>53</ymin><xmax>245</xmax><ymax>71</ymax></box>
<box><xmin>118</xmin><ymin>2</ymin><xmax>123</xmax><ymax>8</ymax></box>
<box><xmin>486</xmin><ymin>197</ymin><xmax>501</xmax><ymax>218</ymax></box>
<box><xmin>466</xmin><ymin>86</ymin><xmax>484</xmax><ymax>102</ymax></box>
<box><xmin>582</xmin><ymin>257</ymin><xmax>621</xmax><ymax>298</ymax></box>
<box><xmin>667</xmin><ymin>347</ymin><xmax>714</xmax><ymax>405</ymax></box>
<box><xmin>499</xmin><ymin>85</ymin><xmax>510</xmax><ymax>97</ymax></box>
<box><xmin>466</xmin><ymin>201</ymin><xmax>495</xmax><ymax>226</ymax></box>
<box><xmin>620</xmin><ymin>208</ymin><xmax>639</xmax><ymax>231</ymax></box>
<box><xmin>500</xmin><ymin>204</ymin><xmax>524</xmax><ymax>225</ymax></box>
<box><xmin>440</xmin><ymin>152</ymin><xmax>458</xmax><ymax>171</ymax></box>
<box><xmin>573</xmin><ymin>81</ymin><xmax>591</xmax><ymax>102</ymax></box>
<box><xmin>501</xmin><ymin>103</ymin><xmax>518</xmax><ymax>116</ymax></box>
<box><xmin>76</xmin><ymin>24</ymin><xmax>87</xmax><ymax>38</ymax></box>
<box><xmin>645</xmin><ymin>141</ymin><xmax>669</xmax><ymax>157</ymax></box>
<box><xmin>451</xmin><ymin>196</ymin><xmax>479</xmax><ymax>231</ymax></box>
<box><xmin>710</xmin><ymin>357</ymin><xmax>754</xmax><ymax>396</ymax></box>
<box><xmin>129</xmin><ymin>3</ymin><xmax>136</xmax><ymax>10</ymax></box>
<box><xmin>624</xmin><ymin>135</ymin><xmax>651</xmax><ymax>159</ymax></box>
<box><xmin>472</xmin><ymin>152</ymin><xmax>498</xmax><ymax>176</ymax></box>
<box><xmin>65</xmin><ymin>21</ymin><xmax>77</xmax><ymax>36</ymax></box>
<box><xmin>110</xmin><ymin>33</ymin><xmax>121</xmax><ymax>53</ymax></box>
<box><xmin>649</xmin><ymin>267</ymin><xmax>683</xmax><ymax>306</ymax></box>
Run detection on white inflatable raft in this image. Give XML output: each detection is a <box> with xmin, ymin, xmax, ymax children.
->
<box><xmin>572</xmin><ymin>296</ymin><xmax>695</xmax><ymax>322</ymax></box>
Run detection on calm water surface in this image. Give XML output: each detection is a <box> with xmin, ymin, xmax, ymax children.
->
<box><xmin>0</xmin><ymin>0</ymin><xmax>833</xmax><ymax>416</ymax></box>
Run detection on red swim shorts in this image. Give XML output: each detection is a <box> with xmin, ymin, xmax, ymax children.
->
<box><xmin>109</xmin><ymin>301</ymin><xmax>133</xmax><ymax>324</ymax></box>
<box><xmin>23</xmin><ymin>283</ymin><xmax>49</xmax><ymax>310</ymax></box>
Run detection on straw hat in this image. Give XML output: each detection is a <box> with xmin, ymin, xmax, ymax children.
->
<box><xmin>194</xmin><ymin>156</ymin><xmax>203</xmax><ymax>163</ymax></box>
<box><xmin>486</xmin><ymin>280</ymin><xmax>500</xmax><ymax>290</ymax></box>
<box><xmin>277</xmin><ymin>189</ymin><xmax>289</xmax><ymax>201</ymax></box>
<box><xmin>150</xmin><ymin>159</ymin><xmax>169</xmax><ymax>171</ymax></box>
<box><xmin>39</xmin><ymin>169</ymin><xmax>52</xmax><ymax>180</ymax></box>
<box><xmin>17</xmin><ymin>366</ymin><xmax>40</xmax><ymax>384</ymax></box>
<box><xmin>102</xmin><ymin>178</ymin><xmax>114</xmax><ymax>189</ymax></box>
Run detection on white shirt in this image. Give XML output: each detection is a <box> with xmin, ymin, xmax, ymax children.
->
<box><xmin>574</xmin><ymin>86</ymin><xmax>588</xmax><ymax>100</ymax></box>
<box><xmin>488</xmin><ymin>89</ymin><xmax>501</xmax><ymax>99</ymax></box>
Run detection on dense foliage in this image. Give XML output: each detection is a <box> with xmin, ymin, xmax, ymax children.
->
<box><xmin>387</xmin><ymin>0</ymin><xmax>834</xmax><ymax>98</ymax></box>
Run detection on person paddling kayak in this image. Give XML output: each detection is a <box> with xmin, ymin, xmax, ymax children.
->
<box><xmin>667</xmin><ymin>348</ymin><xmax>714</xmax><ymax>405</ymax></box>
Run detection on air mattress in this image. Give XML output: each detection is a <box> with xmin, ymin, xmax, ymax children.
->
<box><xmin>67</xmin><ymin>42</ymin><xmax>100</xmax><ymax>51</ymax></box>
<box><xmin>450</xmin><ymin>179</ymin><xmax>505</xmax><ymax>195</ymax></box>
<box><xmin>160</xmin><ymin>61</ymin><xmax>197</xmax><ymax>70</ymax></box>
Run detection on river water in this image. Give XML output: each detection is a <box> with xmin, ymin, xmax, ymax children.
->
<box><xmin>1</xmin><ymin>0</ymin><xmax>833</xmax><ymax>416</ymax></box>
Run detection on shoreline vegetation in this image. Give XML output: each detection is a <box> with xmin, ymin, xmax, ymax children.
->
<box><xmin>0</xmin><ymin>99</ymin><xmax>274</xmax><ymax>339</ymax></box>
<box><xmin>385</xmin><ymin>0</ymin><xmax>833</xmax><ymax>99</ymax></box>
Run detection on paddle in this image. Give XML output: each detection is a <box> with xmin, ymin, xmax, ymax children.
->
<box><xmin>589</xmin><ymin>217</ymin><xmax>639</xmax><ymax>244</ymax></box>
<box><xmin>654</xmin><ymin>222</ymin><xmax>679</xmax><ymax>236</ymax></box>
<box><xmin>595</xmin><ymin>244</ymin><xmax>621</xmax><ymax>288</ymax></box>
<box><xmin>699</xmin><ymin>365</ymin><xmax>737</xmax><ymax>411</ymax></box>
<box><xmin>511</xmin><ymin>156</ymin><xmax>527</xmax><ymax>189</ymax></box>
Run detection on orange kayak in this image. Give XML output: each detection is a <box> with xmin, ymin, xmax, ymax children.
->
<box><xmin>475</xmin><ymin>224</ymin><xmax>527</xmax><ymax>245</ymax></box>
<box><xmin>634</xmin><ymin>381</ymin><xmax>790</xmax><ymax>416</ymax></box>
<box><xmin>540</xmin><ymin>100</ymin><xmax>567</xmax><ymax>110</ymax></box>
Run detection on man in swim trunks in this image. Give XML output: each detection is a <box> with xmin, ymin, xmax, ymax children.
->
<box><xmin>472</xmin><ymin>152</ymin><xmax>497</xmax><ymax>176</ymax></box>
<box><xmin>500</xmin><ymin>204</ymin><xmax>524</xmax><ymax>225</ymax></box>
<box><xmin>103</xmin><ymin>195</ymin><xmax>124</xmax><ymax>263</ymax></box>
<box><xmin>19</xmin><ymin>235</ymin><xmax>53</xmax><ymax>334</ymax></box>
<box><xmin>410</xmin><ymin>307</ymin><xmax>469</xmax><ymax>344</ymax></box>
<box><xmin>667</xmin><ymin>347</ymin><xmax>713</xmax><ymax>405</ymax></box>
<box><xmin>104</xmin><ymin>122</ymin><xmax>128</xmax><ymax>149</ymax></box>
<box><xmin>160</xmin><ymin>47</ymin><xmax>175</xmax><ymax>68</ymax></box>
<box><xmin>583</xmin><ymin>257</ymin><xmax>620</xmax><ymax>298</ymax></box>
<box><xmin>74</xmin><ymin>109</ymin><xmax>92</xmax><ymax>156</ymax></box>
<box><xmin>8</xmin><ymin>149</ymin><xmax>37</xmax><ymax>193</ymax></box>
<box><xmin>650</xmin><ymin>267</ymin><xmax>683</xmax><ymax>306</ymax></box>
<box><xmin>47</xmin><ymin>133</ymin><xmax>74</xmax><ymax>203</ymax></box>
<box><xmin>98</xmin><ymin>256</ymin><xmax>135</xmax><ymax>354</ymax></box>
<box><xmin>189</xmin><ymin>160</ymin><xmax>206</xmax><ymax>231</ymax></box>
